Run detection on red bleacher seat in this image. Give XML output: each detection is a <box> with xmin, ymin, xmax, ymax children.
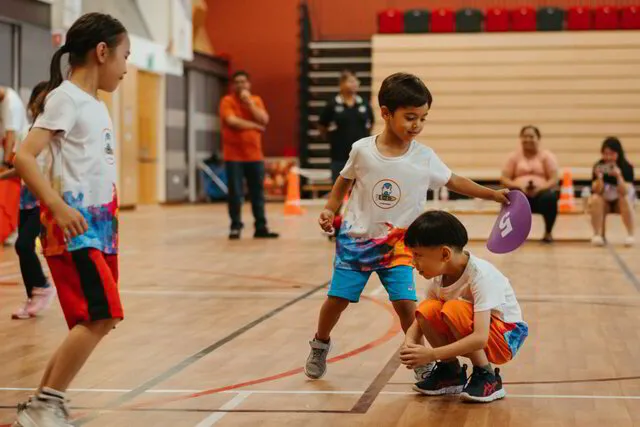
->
<box><xmin>378</xmin><ymin>9</ymin><xmax>404</xmax><ymax>34</ymax></box>
<box><xmin>594</xmin><ymin>6</ymin><xmax>619</xmax><ymax>30</ymax></box>
<box><xmin>621</xmin><ymin>6</ymin><xmax>640</xmax><ymax>29</ymax></box>
<box><xmin>567</xmin><ymin>6</ymin><xmax>593</xmax><ymax>30</ymax></box>
<box><xmin>486</xmin><ymin>8</ymin><xmax>509</xmax><ymax>32</ymax></box>
<box><xmin>431</xmin><ymin>8</ymin><xmax>455</xmax><ymax>33</ymax></box>
<box><xmin>511</xmin><ymin>7</ymin><xmax>536</xmax><ymax>31</ymax></box>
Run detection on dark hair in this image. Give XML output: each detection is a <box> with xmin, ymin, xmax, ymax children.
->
<box><xmin>520</xmin><ymin>125</ymin><xmax>541</xmax><ymax>139</ymax></box>
<box><xmin>232</xmin><ymin>70</ymin><xmax>250</xmax><ymax>80</ymax></box>
<box><xmin>27</xmin><ymin>81</ymin><xmax>49</xmax><ymax>119</ymax></box>
<box><xmin>340</xmin><ymin>69</ymin><xmax>356</xmax><ymax>83</ymax></box>
<box><xmin>404</xmin><ymin>210</ymin><xmax>468</xmax><ymax>251</ymax></box>
<box><xmin>34</xmin><ymin>13</ymin><xmax>126</xmax><ymax>116</ymax></box>
<box><xmin>601</xmin><ymin>136</ymin><xmax>631</xmax><ymax>168</ymax></box>
<box><xmin>378</xmin><ymin>72</ymin><xmax>433</xmax><ymax>113</ymax></box>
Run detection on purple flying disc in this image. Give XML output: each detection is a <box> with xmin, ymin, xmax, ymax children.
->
<box><xmin>486</xmin><ymin>190</ymin><xmax>532</xmax><ymax>254</ymax></box>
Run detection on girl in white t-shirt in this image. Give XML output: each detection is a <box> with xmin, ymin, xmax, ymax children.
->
<box><xmin>12</xmin><ymin>13</ymin><xmax>129</xmax><ymax>427</ymax></box>
<box><xmin>0</xmin><ymin>81</ymin><xmax>55</xmax><ymax>320</ymax></box>
<box><xmin>400</xmin><ymin>210</ymin><xmax>528</xmax><ymax>403</ymax></box>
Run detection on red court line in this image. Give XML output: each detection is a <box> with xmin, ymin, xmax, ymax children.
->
<box><xmin>0</xmin><ymin>296</ymin><xmax>402</xmax><ymax>427</ymax></box>
<box><xmin>122</xmin><ymin>295</ymin><xmax>402</xmax><ymax>411</ymax></box>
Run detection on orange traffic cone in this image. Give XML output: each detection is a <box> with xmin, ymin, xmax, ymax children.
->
<box><xmin>284</xmin><ymin>168</ymin><xmax>305</xmax><ymax>216</ymax></box>
<box><xmin>558</xmin><ymin>168</ymin><xmax>576</xmax><ymax>213</ymax></box>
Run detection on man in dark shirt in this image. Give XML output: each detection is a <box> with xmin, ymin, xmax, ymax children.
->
<box><xmin>318</xmin><ymin>70</ymin><xmax>374</xmax><ymax>183</ymax></box>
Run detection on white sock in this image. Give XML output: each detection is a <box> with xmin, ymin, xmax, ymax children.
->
<box><xmin>37</xmin><ymin>387</ymin><xmax>66</xmax><ymax>403</ymax></box>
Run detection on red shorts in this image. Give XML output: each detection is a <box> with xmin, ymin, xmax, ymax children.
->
<box><xmin>46</xmin><ymin>248</ymin><xmax>123</xmax><ymax>329</ymax></box>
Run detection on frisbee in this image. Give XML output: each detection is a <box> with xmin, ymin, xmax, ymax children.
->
<box><xmin>487</xmin><ymin>190</ymin><xmax>532</xmax><ymax>254</ymax></box>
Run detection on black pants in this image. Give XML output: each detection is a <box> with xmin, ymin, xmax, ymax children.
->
<box><xmin>226</xmin><ymin>161</ymin><xmax>268</xmax><ymax>231</ymax></box>
<box><xmin>15</xmin><ymin>207</ymin><xmax>48</xmax><ymax>297</ymax></box>
<box><xmin>528</xmin><ymin>189</ymin><xmax>558</xmax><ymax>235</ymax></box>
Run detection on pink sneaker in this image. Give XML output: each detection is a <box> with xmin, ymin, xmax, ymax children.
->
<box><xmin>11</xmin><ymin>301</ymin><xmax>31</xmax><ymax>320</ymax></box>
<box><xmin>26</xmin><ymin>286</ymin><xmax>56</xmax><ymax>316</ymax></box>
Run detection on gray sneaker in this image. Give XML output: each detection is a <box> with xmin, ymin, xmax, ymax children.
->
<box><xmin>304</xmin><ymin>338</ymin><xmax>331</xmax><ymax>379</ymax></box>
<box><xmin>414</xmin><ymin>362</ymin><xmax>436</xmax><ymax>381</ymax></box>
<box><xmin>14</xmin><ymin>398</ymin><xmax>72</xmax><ymax>427</ymax></box>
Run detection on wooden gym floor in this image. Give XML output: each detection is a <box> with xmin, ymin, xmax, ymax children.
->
<box><xmin>1</xmin><ymin>204</ymin><xmax>639</xmax><ymax>427</ymax></box>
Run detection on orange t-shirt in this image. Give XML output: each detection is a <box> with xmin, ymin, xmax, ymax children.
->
<box><xmin>220</xmin><ymin>94</ymin><xmax>266</xmax><ymax>162</ymax></box>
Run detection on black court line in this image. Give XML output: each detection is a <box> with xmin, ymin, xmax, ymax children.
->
<box><xmin>350</xmin><ymin>347</ymin><xmax>401</xmax><ymax>414</ymax></box>
<box><xmin>389</xmin><ymin>374</ymin><xmax>640</xmax><ymax>387</ymax></box>
<box><xmin>0</xmin><ymin>405</ymin><xmax>350</xmax><ymax>414</ymax></box>
<box><xmin>74</xmin><ymin>281</ymin><xmax>329</xmax><ymax>426</ymax></box>
<box><xmin>607</xmin><ymin>244</ymin><xmax>640</xmax><ymax>292</ymax></box>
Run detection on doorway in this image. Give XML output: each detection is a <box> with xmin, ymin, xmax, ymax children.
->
<box><xmin>137</xmin><ymin>70</ymin><xmax>161</xmax><ymax>204</ymax></box>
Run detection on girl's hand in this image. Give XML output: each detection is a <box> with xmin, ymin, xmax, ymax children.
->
<box><xmin>51</xmin><ymin>202</ymin><xmax>88</xmax><ymax>240</ymax></box>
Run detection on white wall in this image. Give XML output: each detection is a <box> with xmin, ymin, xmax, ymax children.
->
<box><xmin>135</xmin><ymin>0</ymin><xmax>171</xmax><ymax>47</ymax></box>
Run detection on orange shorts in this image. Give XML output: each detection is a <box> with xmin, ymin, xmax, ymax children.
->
<box><xmin>46</xmin><ymin>248</ymin><xmax>123</xmax><ymax>329</ymax></box>
<box><xmin>416</xmin><ymin>299</ymin><xmax>528</xmax><ymax>365</ymax></box>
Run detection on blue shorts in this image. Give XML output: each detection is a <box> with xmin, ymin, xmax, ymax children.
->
<box><xmin>328</xmin><ymin>265</ymin><xmax>417</xmax><ymax>303</ymax></box>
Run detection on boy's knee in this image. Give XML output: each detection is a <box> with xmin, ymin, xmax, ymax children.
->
<box><xmin>417</xmin><ymin>299</ymin><xmax>444</xmax><ymax>324</ymax></box>
<box><xmin>441</xmin><ymin>300</ymin><xmax>473</xmax><ymax>332</ymax></box>
<box><xmin>327</xmin><ymin>295</ymin><xmax>351</xmax><ymax>307</ymax></box>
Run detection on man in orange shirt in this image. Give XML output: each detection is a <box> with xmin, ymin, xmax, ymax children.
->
<box><xmin>220</xmin><ymin>71</ymin><xmax>279</xmax><ymax>240</ymax></box>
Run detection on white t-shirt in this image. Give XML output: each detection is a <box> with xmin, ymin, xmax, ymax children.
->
<box><xmin>427</xmin><ymin>253</ymin><xmax>524</xmax><ymax>324</ymax></box>
<box><xmin>33</xmin><ymin>81</ymin><xmax>118</xmax><ymax>256</ymax></box>
<box><xmin>0</xmin><ymin>87</ymin><xmax>27</xmax><ymax>138</ymax></box>
<box><xmin>14</xmin><ymin>122</ymin><xmax>48</xmax><ymax>211</ymax></box>
<box><xmin>335</xmin><ymin>136</ymin><xmax>451</xmax><ymax>271</ymax></box>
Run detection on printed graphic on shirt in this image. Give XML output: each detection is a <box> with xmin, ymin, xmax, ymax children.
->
<box><xmin>103</xmin><ymin>129</ymin><xmax>115</xmax><ymax>165</ymax></box>
<box><xmin>372</xmin><ymin>179</ymin><xmax>401</xmax><ymax>209</ymax></box>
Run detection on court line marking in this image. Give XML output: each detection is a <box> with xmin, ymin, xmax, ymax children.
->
<box><xmin>194</xmin><ymin>391</ymin><xmax>251</xmax><ymax>427</ymax></box>
<box><xmin>1</xmin><ymin>391</ymin><xmax>639</xmax><ymax>404</ymax></box>
<box><xmin>120</xmin><ymin>295</ymin><xmax>401</xmax><ymax>412</ymax></box>
<box><xmin>351</xmin><ymin>347</ymin><xmax>401</xmax><ymax>413</ymax></box>
<box><xmin>2</xmin><ymin>386</ymin><xmax>640</xmax><ymax>396</ymax></box>
<box><xmin>73</xmin><ymin>281</ymin><xmax>331</xmax><ymax>426</ymax></box>
<box><xmin>607</xmin><ymin>244</ymin><xmax>640</xmax><ymax>292</ymax></box>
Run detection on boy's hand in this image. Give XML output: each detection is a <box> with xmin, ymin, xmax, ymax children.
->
<box><xmin>493</xmin><ymin>188</ymin><xmax>510</xmax><ymax>205</ymax></box>
<box><xmin>400</xmin><ymin>343</ymin><xmax>435</xmax><ymax>369</ymax></box>
<box><xmin>319</xmin><ymin>208</ymin><xmax>335</xmax><ymax>233</ymax></box>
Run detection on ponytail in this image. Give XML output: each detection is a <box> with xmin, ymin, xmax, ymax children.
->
<box><xmin>33</xmin><ymin>46</ymin><xmax>67</xmax><ymax>118</ymax></box>
<box><xmin>33</xmin><ymin>13</ymin><xmax>126</xmax><ymax>118</ymax></box>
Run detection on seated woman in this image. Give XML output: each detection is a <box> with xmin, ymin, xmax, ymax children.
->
<box><xmin>501</xmin><ymin>126</ymin><xmax>559</xmax><ymax>243</ymax></box>
<box><xmin>590</xmin><ymin>137</ymin><xmax>635</xmax><ymax>247</ymax></box>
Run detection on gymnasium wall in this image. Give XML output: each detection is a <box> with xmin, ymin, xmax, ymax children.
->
<box><xmin>203</xmin><ymin>0</ymin><xmax>299</xmax><ymax>158</ymax></box>
<box><xmin>203</xmin><ymin>0</ymin><xmax>638</xmax><ymax>157</ymax></box>
<box><xmin>371</xmin><ymin>31</ymin><xmax>640</xmax><ymax>179</ymax></box>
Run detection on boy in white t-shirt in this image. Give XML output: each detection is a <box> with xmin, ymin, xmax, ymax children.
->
<box><xmin>304</xmin><ymin>72</ymin><xmax>509</xmax><ymax>380</ymax></box>
<box><xmin>400</xmin><ymin>210</ymin><xmax>528</xmax><ymax>403</ymax></box>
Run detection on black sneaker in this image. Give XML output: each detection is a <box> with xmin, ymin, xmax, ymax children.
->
<box><xmin>413</xmin><ymin>361</ymin><xmax>467</xmax><ymax>396</ymax></box>
<box><xmin>229</xmin><ymin>228</ymin><xmax>242</xmax><ymax>240</ymax></box>
<box><xmin>254</xmin><ymin>229</ymin><xmax>279</xmax><ymax>239</ymax></box>
<box><xmin>460</xmin><ymin>366</ymin><xmax>506</xmax><ymax>403</ymax></box>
